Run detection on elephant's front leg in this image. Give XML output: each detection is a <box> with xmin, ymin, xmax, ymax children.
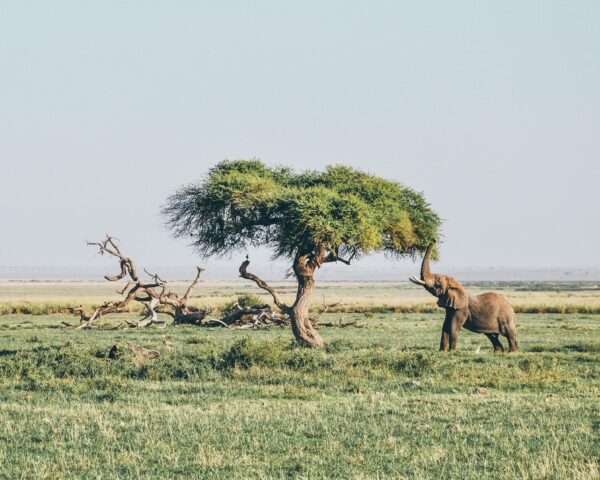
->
<box><xmin>448</xmin><ymin>326</ymin><xmax>460</xmax><ymax>350</ymax></box>
<box><xmin>446</xmin><ymin>309</ymin><xmax>467</xmax><ymax>351</ymax></box>
<box><xmin>439</xmin><ymin>311</ymin><xmax>453</xmax><ymax>351</ymax></box>
<box><xmin>439</xmin><ymin>329</ymin><xmax>450</xmax><ymax>351</ymax></box>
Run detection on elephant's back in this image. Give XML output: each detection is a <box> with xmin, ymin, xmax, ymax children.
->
<box><xmin>475</xmin><ymin>292</ymin><xmax>516</xmax><ymax>324</ymax></box>
<box><xmin>473</xmin><ymin>292</ymin><xmax>515</xmax><ymax>317</ymax></box>
<box><xmin>477</xmin><ymin>292</ymin><xmax>511</xmax><ymax>304</ymax></box>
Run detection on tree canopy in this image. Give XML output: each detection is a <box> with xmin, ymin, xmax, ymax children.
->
<box><xmin>163</xmin><ymin>159</ymin><xmax>441</xmax><ymax>262</ymax></box>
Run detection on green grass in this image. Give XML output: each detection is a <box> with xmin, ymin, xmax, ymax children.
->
<box><xmin>0</xmin><ymin>313</ymin><xmax>598</xmax><ymax>479</ymax></box>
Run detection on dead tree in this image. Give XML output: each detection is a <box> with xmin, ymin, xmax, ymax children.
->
<box><xmin>153</xmin><ymin>266</ymin><xmax>208</xmax><ymax>325</ymax></box>
<box><xmin>71</xmin><ymin>236</ymin><xmax>206</xmax><ymax>329</ymax></box>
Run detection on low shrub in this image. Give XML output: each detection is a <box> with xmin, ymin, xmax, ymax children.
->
<box><xmin>390</xmin><ymin>352</ymin><xmax>438</xmax><ymax>377</ymax></box>
<box><xmin>220</xmin><ymin>294</ymin><xmax>263</xmax><ymax>317</ymax></box>
<box><xmin>217</xmin><ymin>338</ymin><xmax>285</xmax><ymax>370</ymax></box>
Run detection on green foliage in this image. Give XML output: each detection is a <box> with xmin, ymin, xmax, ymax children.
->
<box><xmin>220</xmin><ymin>293</ymin><xmax>262</xmax><ymax>318</ymax></box>
<box><xmin>163</xmin><ymin>160</ymin><xmax>440</xmax><ymax>261</ymax></box>
<box><xmin>216</xmin><ymin>338</ymin><xmax>333</xmax><ymax>371</ymax></box>
<box><xmin>218</xmin><ymin>338</ymin><xmax>285</xmax><ymax>370</ymax></box>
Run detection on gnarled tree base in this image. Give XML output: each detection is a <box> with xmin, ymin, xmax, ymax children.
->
<box><xmin>291</xmin><ymin>314</ymin><xmax>325</xmax><ymax>347</ymax></box>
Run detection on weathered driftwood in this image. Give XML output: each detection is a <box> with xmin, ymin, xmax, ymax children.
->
<box><xmin>67</xmin><ymin>236</ymin><xmax>206</xmax><ymax>329</ymax></box>
<box><xmin>203</xmin><ymin>302</ymin><xmax>290</xmax><ymax>329</ymax></box>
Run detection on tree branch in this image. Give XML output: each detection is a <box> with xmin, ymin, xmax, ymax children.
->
<box><xmin>182</xmin><ymin>266</ymin><xmax>204</xmax><ymax>303</ymax></box>
<box><xmin>87</xmin><ymin>235</ymin><xmax>139</xmax><ymax>282</ymax></box>
<box><xmin>239</xmin><ymin>258</ymin><xmax>290</xmax><ymax>313</ymax></box>
<box><xmin>323</xmin><ymin>253</ymin><xmax>352</xmax><ymax>265</ymax></box>
<box><xmin>144</xmin><ymin>268</ymin><xmax>167</xmax><ymax>285</ymax></box>
<box><xmin>323</xmin><ymin>246</ymin><xmax>356</xmax><ymax>265</ymax></box>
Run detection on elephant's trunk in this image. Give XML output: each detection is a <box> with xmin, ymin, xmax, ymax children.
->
<box><xmin>420</xmin><ymin>242</ymin><xmax>435</xmax><ymax>283</ymax></box>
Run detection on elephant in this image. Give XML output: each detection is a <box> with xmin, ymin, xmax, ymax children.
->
<box><xmin>409</xmin><ymin>242</ymin><xmax>518</xmax><ymax>352</ymax></box>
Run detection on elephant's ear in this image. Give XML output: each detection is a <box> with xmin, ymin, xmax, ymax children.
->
<box><xmin>437</xmin><ymin>278</ymin><xmax>469</xmax><ymax>310</ymax></box>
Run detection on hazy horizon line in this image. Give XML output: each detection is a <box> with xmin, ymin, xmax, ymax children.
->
<box><xmin>2</xmin><ymin>264</ymin><xmax>600</xmax><ymax>270</ymax></box>
<box><xmin>2</xmin><ymin>265</ymin><xmax>600</xmax><ymax>283</ymax></box>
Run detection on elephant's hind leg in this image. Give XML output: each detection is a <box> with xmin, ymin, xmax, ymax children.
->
<box><xmin>504</xmin><ymin>323</ymin><xmax>518</xmax><ymax>353</ymax></box>
<box><xmin>485</xmin><ymin>333</ymin><xmax>504</xmax><ymax>353</ymax></box>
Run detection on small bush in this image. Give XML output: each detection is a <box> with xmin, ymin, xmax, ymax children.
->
<box><xmin>528</xmin><ymin>342</ymin><xmax>600</xmax><ymax>353</ymax></box>
<box><xmin>391</xmin><ymin>352</ymin><xmax>438</xmax><ymax>377</ymax></box>
<box><xmin>565</xmin><ymin>342</ymin><xmax>600</xmax><ymax>353</ymax></box>
<box><xmin>185</xmin><ymin>336</ymin><xmax>205</xmax><ymax>344</ymax></box>
<box><xmin>324</xmin><ymin>339</ymin><xmax>355</xmax><ymax>353</ymax></box>
<box><xmin>218</xmin><ymin>338</ymin><xmax>285</xmax><ymax>370</ymax></box>
<box><xmin>282</xmin><ymin>348</ymin><xmax>333</xmax><ymax>369</ymax></box>
<box><xmin>90</xmin><ymin>378</ymin><xmax>129</xmax><ymax>402</ymax></box>
<box><xmin>220</xmin><ymin>294</ymin><xmax>263</xmax><ymax>317</ymax></box>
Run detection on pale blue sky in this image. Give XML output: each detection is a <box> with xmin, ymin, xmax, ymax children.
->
<box><xmin>1</xmin><ymin>1</ymin><xmax>599</xmax><ymax>273</ymax></box>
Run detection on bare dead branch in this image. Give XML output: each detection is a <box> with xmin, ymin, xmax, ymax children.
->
<box><xmin>87</xmin><ymin>235</ymin><xmax>139</xmax><ymax>282</ymax></box>
<box><xmin>117</xmin><ymin>281</ymin><xmax>136</xmax><ymax>295</ymax></box>
<box><xmin>182</xmin><ymin>266</ymin><xmax>204</xmax><ymax>303</ymax></box>
<box><xmin>144</xmin><ymin>268</ymin><xmax>167</xmax><ymax>285</ymax></box>
<box><xmin>239</xmin><ymin>258</ymin><xmax>290</xmax><ymax>313</ymax></box>
<box><xmin>203</xmin><ymin>319</ymin><xmax>232</xmax><ymax>328</ymax></box>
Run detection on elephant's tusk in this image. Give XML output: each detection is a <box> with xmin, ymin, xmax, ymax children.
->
<box><xmin>409</xmin><ymin>276</ymin><xmax>426</xmax><ymax>285</ymax></box>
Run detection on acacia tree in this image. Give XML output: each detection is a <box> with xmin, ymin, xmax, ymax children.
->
<box><xmin>163</xmin><ymin>160</ymin><xmax>440</xmax><ymax>347</ymax></box>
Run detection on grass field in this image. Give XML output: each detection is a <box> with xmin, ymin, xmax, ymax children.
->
<box><xmin>2</xmin><ymin>280</ymin><xmax>600</xmax><ymax>315</ymax></box>
<box><xmin>0</xmin><ymin>307</ymin><xmax>598</xmax><ymax>478</ymax></box>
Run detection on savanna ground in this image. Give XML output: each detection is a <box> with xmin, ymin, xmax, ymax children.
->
<box><xmin>0</xmin><ymin>282</ymin><xmax>598</xmax><ymax>479</ymax></box>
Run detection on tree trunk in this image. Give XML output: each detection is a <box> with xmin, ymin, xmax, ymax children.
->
<box><xmin>290</xmin><ymin>274</ymin><xmax>324</xmax><ymax>348</ymax></box>
<box><xmin>173</xmin><ymin>307</ymin><xmax>207</xmax><ymax>325</ymax></box>
<box><xmin>237</xmin><ymin>254</ymin><xmax>325</xmax><ymax>346</ymax></box>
